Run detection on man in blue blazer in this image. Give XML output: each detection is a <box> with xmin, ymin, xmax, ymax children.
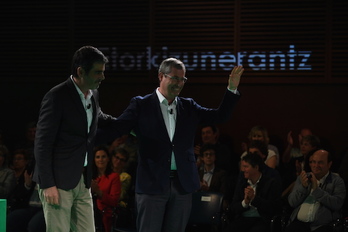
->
<box><xmin>100</xmin><ymin>57</ymin><xmax>243</xmax><ymax>232</ymax></box>
<box><xmin>33</xmin><ymin>46</ymin><xmax>116</xmax><ymax>231</ymax></box>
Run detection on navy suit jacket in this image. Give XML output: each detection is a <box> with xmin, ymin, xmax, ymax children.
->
<box><xmin>33</xmin><ymin>78</ymin><xmax>115</xmax><ymax>190</ymax></box>
<box><xmin>99</xmin><ymin>89</ymin><xmax>240</xmax><ymax>194</ymax></box>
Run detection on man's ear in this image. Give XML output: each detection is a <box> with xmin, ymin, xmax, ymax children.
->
<box><xmin>328</xmin><ymin>161</ymin><xmax>333</xmax><ymax>169</ymax></box>
<box><xmin>77</xmin><ymin>67</ymin><xmax>85</xmax><ymax>78</ymax></box>
<box><xmin>158</xmin><ymin>72</ymin><xmax>163</xmax><ymax>81</ymax></box>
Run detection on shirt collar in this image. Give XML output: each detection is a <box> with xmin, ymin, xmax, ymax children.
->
<box><xmin>71</xmin><ymin>75</ymin><xmax>92</xmax><ymax>100</ymax></box>
<box><xmin>317</xmin><ymin>171</ymin><xmax>330</xmax><ymax>186</ymax></box>
<box><xmin>156</xmin><ymin>88</ymin><xmax>177</xmax><ymax>106</ymax></box>
<box><xmin>204</xmin><ymin>166</ymin><xmax>215</xmax><ymax>174</ymax></box>
<box><xmin>248</xmin><ymin>173</ymin><xmax>262</xmax><ymax>187</ymax></box>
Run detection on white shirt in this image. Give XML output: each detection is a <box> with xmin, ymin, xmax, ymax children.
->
<box><xmin>203</xmin><ymin>166</ymin><xmax>215</xmax><ymax>187</ymax></box>
<box><xmin>156</xmin><ymin>88</ymin><xmax>177</xmax><ymax>170</ymax></box>
<box><xmin>71</xmin><ymin>76</ymin><xmax>93</xmax><ymax>166</ymax></box>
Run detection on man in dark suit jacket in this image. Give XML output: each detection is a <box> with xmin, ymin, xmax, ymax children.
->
<box><xmin>226</xmin><ymin>153</ymin><xmax>282</xmax><ymax>232</ymax></box>
<box><xmin>99</xmin><ymin>57</ymin><xmax>244</xmax><ymax>232</ymax></box>
<box><xmin>33</xmin><ymin>46</ymin><xmax>115</xmax><ymax>232</ymax></box>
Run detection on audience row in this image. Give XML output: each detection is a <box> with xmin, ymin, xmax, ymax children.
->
<box><xmin>1</xmin><ymin>122</ymin><xmax>348</xmax><ymax>232</ymax></box>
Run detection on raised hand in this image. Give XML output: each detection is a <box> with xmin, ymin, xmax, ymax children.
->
<box><xmin>228</xmin><ymin>66</ymin><xmax>244</xmax><ymax>90</ymax></box>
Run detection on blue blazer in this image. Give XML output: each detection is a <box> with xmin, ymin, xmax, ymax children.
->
<box><xmin>99</xmin><ymin>89</ymin><xmax>240</xmax><ymax>194</ymax></box>
<box><xmin>33</xmin><ymin>78</ymin><xmax>115</xmax><ymax>190</ymax></box>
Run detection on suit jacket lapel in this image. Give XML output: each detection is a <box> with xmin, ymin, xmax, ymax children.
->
<box><xmin>66</xmin><ymin>78</ymin><xmax>86</xmax><ymax>115</ymax></box>
<box><xmin>172</xmin><ymin>98</ymin><xmax>183</xmax><ymax>141</ymax></box>
<box><xmin>88</xmin><ymin>95</ymin><xmax>98</xmax><ymax>138</ymax></box>
<box><xmin>66</xmin><ymin>78</ymin><xmax>89</xmax><ymax>134</ymax></box>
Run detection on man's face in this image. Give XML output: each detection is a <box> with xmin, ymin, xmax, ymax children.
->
<box><xmin>298</xmin><ymin>128</ymin><xmax>312</xmax><ymax>143</ymax></box>
<box><xmin>201</xmin><ymin>127</ymin><xmax>217</xmax><ymax>144</ymax></box>
<box><xmin>241</xmin><ymin>160</ymin><xmax>259</xmax><ymax>180</ymax></box>
<box><xmin>300</xmin><ymin>140</ymin><xmax>316</xmax><ymax>156</ymax></box>
<box><xmin>80</xmin><ymin>62</ymin><xmax>106</xmax><ymax>90</ymax></box>
<box><xmin>158</xmin><ymin>68</ymin><xmax>185</xmax><ymax>103</ymax></box>
<box><xmin>13</xmin><ymin>153</ymin><xmax>27</xmax><ymax>170</ymax></box>
<box><xmin>309</xmin><ymin>150</ymin><xmax>332</xmax><ymax>179</ymax></box>
<box><xmin>202</xmin><ymin>149</ymin><xmax>216</xmax><ymax>166</ymax></box>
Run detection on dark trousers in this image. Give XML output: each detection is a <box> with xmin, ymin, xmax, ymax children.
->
<box><xmin>135</xmin><ymin>176</ymin><xmax>192</xmax><ymax>232</ymax></box>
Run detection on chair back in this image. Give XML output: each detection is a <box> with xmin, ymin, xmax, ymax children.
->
<box><xmin>188</xmin><ymin>191</ymin><xmax>224</xmax><ymax>225</ymax></box>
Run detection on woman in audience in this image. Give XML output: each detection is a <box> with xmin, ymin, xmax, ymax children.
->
<box><xmin>241</xmin><ymin>125</ymin><xmax>280</xmax><ymax>167</ymax></box>
<box><xmin>111</xmin><ymin>147</ymin><xmax>132</xmax><ymax>207</ymax></box>
<box><xmin>91</xmin><ymin>146</ymin><xmax>121</xmax><ymax>232</ymax></box>
<box><xmin>111</xmin><ymin>147</ymin><xmax>135</xmax><ymax>228</ymax></box>
<box><xmin>247</xmin><ymin>140</ymin><xmax>277</xmax><ymax>169</ymax></box>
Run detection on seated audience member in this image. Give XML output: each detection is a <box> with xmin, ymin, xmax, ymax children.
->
<box><xmin>10</xmin><ymin>149</ymin><xmax>29</xmax><ymax>182</ymax></box>
<box><xmin>91</xmin><ymin>146</ymin><xmax>121</xmax><ymax>232</ymax></box>
<box><xmin>7</xmin><ymin>179</ymin><xmax>45</xmax><ymax>232</ymax></box>
<box><xmin>282</xmin><ymin>128</ymin><xmax>313</xmax><ymax>163</ymax></box>
<box><xmin>0</xmin><ymin>144</ymin><xmax>16</xmax><ymax>199</ymax></box>
<box><xmin>111</xmin><ymin>147</ymin><xmax>135</xmax><ymax>227</ymax></box>
<box><xmin>283</xmin><ymin>134</ymin><xmax>320</xmax><ymax>173</ymax></box>
<box><xmin>241</xmin><ymin>125</ymin><xmax>280</xmax><ymax>167</ymax></box>
<box><xmin>284</xmin><ymin>149</ymin><xmax>346</xmax><ymax>232</ymax></box>
<box><xmin>111</xmin><ymin>147</ymin><xmax>132</xmax><ymax>206</ymax></box>
<box><xmin>198</xmin><ymin>144</ymin><xmax>227</xmax><ymax>195</ymax></box>
<box><xmin>194</xmin><ymin>125</ymin><xmax>238</xmax><ymax>174</ymax></box>
<box><xmin>281</xmin><ymin>135</ymin><xmax>320</xmax><ymax>198</ymax></box>
<box><xmin>225</xmin><ymin>153</ymin><xmax>282</xmax><ymax>232</ymax></box>
<box><xmin>7</xmin><ymin>148</ymin><xmax>45</xmax><ymax>232</ymax></box>
<box><xmin>108</xmin><ymin>133</ymin><xmax>138</xmax><ymax>187</ymax></box>
<box><xmin>8</xmin><ymin>149</ymin><xmax>33</xmax><ymax>210</ymax></box>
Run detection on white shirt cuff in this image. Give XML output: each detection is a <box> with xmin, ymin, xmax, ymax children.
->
<box><xmin>227</xmin><ymin>87</ymin><xmax>238</xmax><ymax>94</ymax></box>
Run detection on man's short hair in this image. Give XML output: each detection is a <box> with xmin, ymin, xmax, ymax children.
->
<box><xmin>71</xmin><ymin>46</ymin><xmax>108</xmax><ymax>77</ymax></box>
<box><xmin>200</xmin><ymin>143</ymin><xmax>217</xmax><ymax>157</ymax></box>
<box><xmin>158</xmin><ymin>57</ymin><xmax>186</xmax><ymax>74</ymax></box>
<box><xmin>242</xmin><ymin>152</ymin><xmax>264</xmax><ymax>173</ymax></box>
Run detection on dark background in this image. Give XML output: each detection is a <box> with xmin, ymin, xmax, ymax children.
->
<box><xmin>1</xmin><ymin>1</ymin><xmax>347</xmax><ymax>164</ymax></box>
